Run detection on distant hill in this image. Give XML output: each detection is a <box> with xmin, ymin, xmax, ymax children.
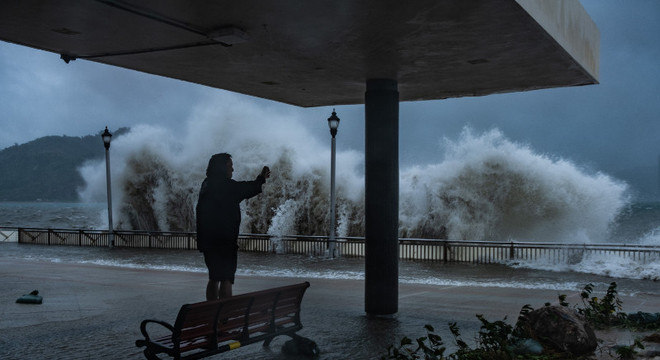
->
<box><xmin>0</xmin><ymin>128</ymin><xmax>129</xmax><ymax>201</ymax></box>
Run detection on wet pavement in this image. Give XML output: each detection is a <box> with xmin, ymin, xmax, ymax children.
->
<box><xmin>1</xmin><ymin>257</ymin><xmax>658</xmax><ymax>359</ymax></box>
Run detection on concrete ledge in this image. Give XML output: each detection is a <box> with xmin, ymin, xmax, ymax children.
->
<box><xmin>516</xmin><ymin>0</ymin><xmax>600</xmax><ymax>81</ymax></box>
<box><xmin>0</xmin><ymin>0</ymin><xmax>601</xmax><ymax>106</ymax></box>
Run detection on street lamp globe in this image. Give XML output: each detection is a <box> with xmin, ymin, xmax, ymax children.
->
<box><xmin>102</xmin><ymin>127</ymin><xmax>112</xmax><ymax>149</ymax></box>
<box><xmin>327</xmin><ymin>109</ymin><xmax>340</xmax><ymax>137</ymax></box>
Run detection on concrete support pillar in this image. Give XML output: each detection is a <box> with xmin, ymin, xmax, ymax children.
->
<box><xmin>364</xmin><ymin>78</ymin><xmax>399</xmax><ymax>315</ymax></box>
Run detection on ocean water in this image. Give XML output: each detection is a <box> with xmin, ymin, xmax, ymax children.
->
<box><xmin>0</xmin><ymin>202</ymin><xmax>105</xmax><ymax>229</ymax></box>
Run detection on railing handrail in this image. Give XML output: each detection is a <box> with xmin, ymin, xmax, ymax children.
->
<box><xmin>10</xmin><ymin>227</ymin><xmax>660</xmax><ymax>264</ymax></box>
<box><xmin>0</xmin><ymin>226</ymin><xmax>660</xmax><ymax>251</ymax></box>
<box><xmin>3</xmin><ymin>226</ymin><xmax>660</xmax><ymax>250</ymax></box>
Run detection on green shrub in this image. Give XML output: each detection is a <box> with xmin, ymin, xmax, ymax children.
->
<box><xmin>382</xmin><ymin>282</ymin><xmax>658</xmax><ymax>360</ymax></box>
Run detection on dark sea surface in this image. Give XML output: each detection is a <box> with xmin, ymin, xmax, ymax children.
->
<box><xmin>0</xmin><ymin>202</ymin><xmax>105</xmax><ymax>229</ymax></box>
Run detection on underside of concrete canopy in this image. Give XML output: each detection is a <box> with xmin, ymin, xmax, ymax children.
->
<box><xmin>0</xmin><ymin>0</ymin><xmax>599</xmax><ymax>315</ymax></box>
<box><xmin>0</xmin><ymin>0</ymin><xmax>598</xmax><ymax>107</ymax></box>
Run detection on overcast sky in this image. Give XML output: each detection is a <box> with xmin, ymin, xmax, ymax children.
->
<box><xmin>1</xmin><ymin>1</ymin><xmax>659</xmax><ymax>199</ymax></box>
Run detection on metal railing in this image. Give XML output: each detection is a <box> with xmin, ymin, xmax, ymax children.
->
<box><xmin>4</xmin><ymin>227</ymin><xmax>659</xmax><ymax>264</ymax></box>
<box><xmin>0</xmin><ymin>228</ymin><xmax>18</xmax><ymax>243</ymax></box>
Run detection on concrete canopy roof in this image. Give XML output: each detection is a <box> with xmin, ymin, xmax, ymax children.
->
<box><xmin>0</xmin><ymin>0</ymin><xmax>599</xmax><ymax>107</ymax></box>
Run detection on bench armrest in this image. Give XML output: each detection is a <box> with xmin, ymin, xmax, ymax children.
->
<box><xmin>139</xmin><ymin>319</ymin><xmax>177</xmax><ymax>342</ymax></box>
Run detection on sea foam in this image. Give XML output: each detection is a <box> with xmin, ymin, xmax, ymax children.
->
<box><xmin>79</xmin><ymin>93</ymin><xmax>629</xmax><ymax>245</ymax></box>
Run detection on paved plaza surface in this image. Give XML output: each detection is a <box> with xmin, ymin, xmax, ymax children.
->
<box><xmin>1</xmin><ymin>258</ymin><xmax>657</xmax><ymax>359</ymax></box>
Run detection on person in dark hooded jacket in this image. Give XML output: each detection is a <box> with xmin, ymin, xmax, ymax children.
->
<box><xmin>196</xmin><ymin>153</ymin><xmax>270</xmax><ymax>300</ymax></box>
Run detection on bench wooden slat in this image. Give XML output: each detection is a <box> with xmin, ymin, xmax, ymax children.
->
<box><xmin>137</xmin><ymin>282</ymin><xmax>310</xmax><ymax>360</ymax></box>
<box><xmin>274</xmin><ymin>306</ymin><xmax>298</xmax><ymax>318</ymax></box>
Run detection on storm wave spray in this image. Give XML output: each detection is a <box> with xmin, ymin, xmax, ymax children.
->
<box><xmin>79</xmin><ymin>93</ymin><xmax>629</xmax><ymax>244</ymax></box>
<box><xmin>399</xmin><ymin>128</ymin><xmax>629</xmax><ymax>243</ymax></box>
<box><xmin>78</xmin><ymin>93</ymin><xmax>364</xmax><ymax>237</ymax></box>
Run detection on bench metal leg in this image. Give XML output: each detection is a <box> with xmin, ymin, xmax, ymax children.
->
<box><xmin>281</xmin><ymin>334</ymin><xmax>320</xmax><ymax>358</ymax></box>
<box><xmin>263</xmin><ymin>336</ymin><xmax>275</xmax><ymax>347</ymax></box>
<box><xmin>262</xmin><ymin>332</ymin><xmax>298</xmax><ymax>347</ymax></box>
<box><xmin>143</xmin><ymin>349</ymin><xmax>162</xmax><ymax>360</ymax></box>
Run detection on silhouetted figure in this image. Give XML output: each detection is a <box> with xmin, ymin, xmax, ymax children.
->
<box><xmin>196</xmin><ymin>153</ymin><xmax>270</xmax><ymax>300</ymax></box>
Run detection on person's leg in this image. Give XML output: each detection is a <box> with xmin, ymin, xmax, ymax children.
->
<box><xmin>218</xmin><ymin>248</ymin><xmax>236</xmax><ymax>299</ymax></box>
<box><xmin>219</xmin><ymin>280</ymin><xmax>232</xmax><ymax>298</ymax></box>
<box><xmin>203</xmin><ymin>251</ymin><xmax>222</xmax><ymax>300</ymax></box>
<box><xmin>204</xmin><ymin>249</ymin><xmax>235</xmax><ymax>299</ymax></box>
<box><xmin>206</xmin><ymin>280</ymin><xmax>219</xmax><ymax>301</ymax></box>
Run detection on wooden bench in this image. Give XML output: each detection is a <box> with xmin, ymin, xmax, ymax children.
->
<box><xmin>135</xmin><ymin>282</ymin><xmax>312</xmax><ymax>359</ymax></box>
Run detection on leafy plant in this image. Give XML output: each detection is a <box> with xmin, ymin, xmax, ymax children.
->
<box><xmin>382</xmin><ymin>324</ymin><xmax>446</xmax><ymax>360</ymax></box>
<box><xmin>450</xmin><ymin>315</ymin><xmax>515</xmax><ymax>360</ymax></box>
<box><xmin>577</xmin><ymin>282</ymin><xmax>625</xmax><ymax>328</ymax></box>
<box><xmin>613</xmin><ymin>338</ymin><xmax>644</xmax><ymax>360</ymax></box>
<box><xmin>475</xmin><ymin>314</ymin><xmax>513</xmax><ymax>353</ymax></box>
<box><xmin>383</xmin><ymin>282</ymin><xmax>657</xmax><ymax>360</ymax></box>
<box><xmin>383</xmin><ymin>316</ymin><xmax>579</xmax><ymax>360</ymax></box>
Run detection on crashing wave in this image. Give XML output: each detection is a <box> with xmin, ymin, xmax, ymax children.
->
<box><xmin>78</xmin><ymin>94</ymin><xmax>629</xmax><ymax>243</ymax></box>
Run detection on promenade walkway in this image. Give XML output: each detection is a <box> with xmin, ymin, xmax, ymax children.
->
<box><xmin>1</xmin><ymin>258</ymin><xmax>657</xmax><ymax>359</ymax></box>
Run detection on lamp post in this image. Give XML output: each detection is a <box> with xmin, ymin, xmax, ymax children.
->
<box><xmin>327</xmin><ymin>110</ymin><xmax>340</xmax><ymax>258</ymax></box>
<box><xmin>101</xmin><ymin>127</ymin><xmax>114</xmax><ymax>248</ymax></box>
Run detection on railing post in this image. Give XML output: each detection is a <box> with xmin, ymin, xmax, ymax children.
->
<box><xmin>443</xmin><ymin>240</ymin><xmax>448</xmax><ymax>264</ymax></box>
<box><xmin>271</xmin><ymin>235</ymin><xmax>275</xmax><ymax>254</ymax></box>
<box><xmin>48</xmin><ymin>228</ymin><xmax>52</xmax><ymax>245</ymax></box>
<box><xmin>18</xmin><ymin>228</ymin><xmax>23</xmax><ymax>243</ymax></box>
<box><xmin>510</xmin><ymin>241</ymin><xmax>515</xmax><ymax>260</ymax></box>
<box><xmin>149</xmin><ymin>233</ymin><xmax>152</xmax><ymax>248</ymax></box>
<box><xmin>79</xmin><ymin>230</ymin><xmax>83</xmax><ymax>246</ymax></box>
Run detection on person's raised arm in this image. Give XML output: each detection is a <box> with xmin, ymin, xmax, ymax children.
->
<box><xmin>232</xmin><ymin>166</ymin><xmax>271</xmax><ymax>201</ymax></box>
<box><xmin>258</xmin><ymin>166</ymin><xmax>271</xmax><ymax>181</ymax></box>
